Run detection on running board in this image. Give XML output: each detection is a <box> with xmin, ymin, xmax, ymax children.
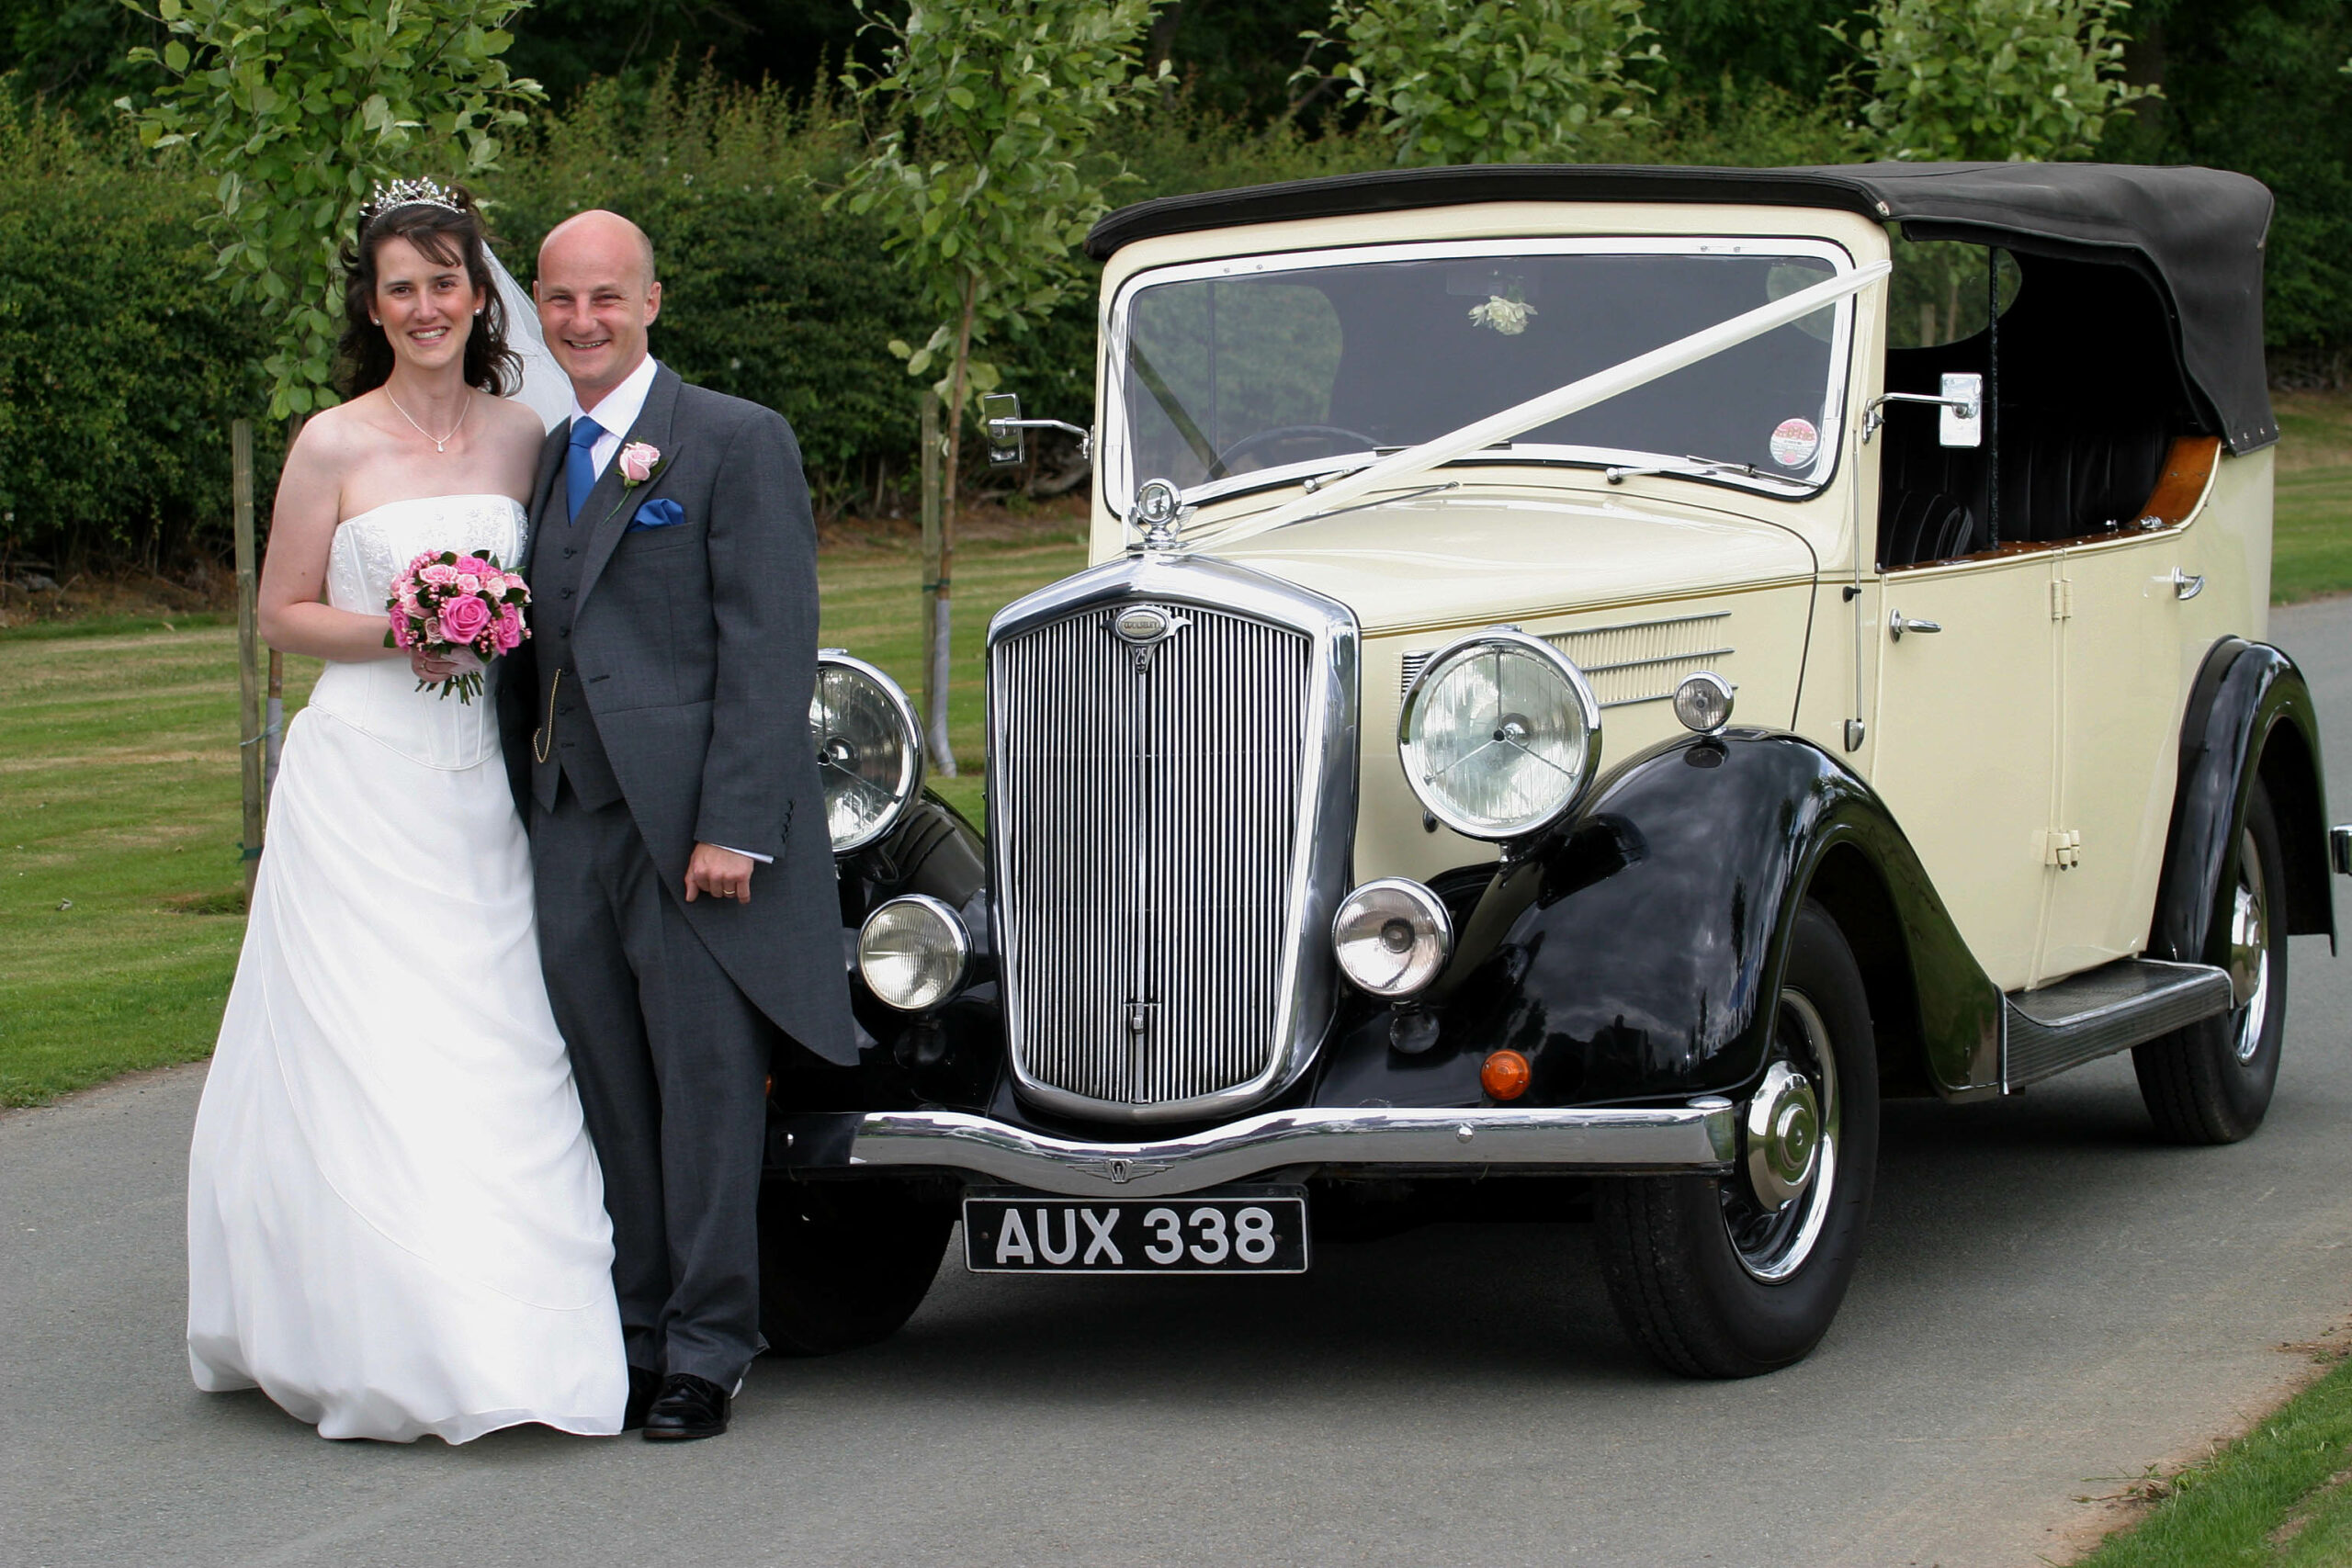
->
<box><xmin>2003</xmin><ymin>958</ymin><xmax>2233</xmax><ymax>1089</ymax></box>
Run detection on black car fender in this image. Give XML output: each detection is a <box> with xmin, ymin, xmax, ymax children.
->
<box><xmin>2150</xmin><ymin>637</ymin><xmax>2335</xmax><ymax>964</ymax></box>
<box><xmin>1314</xmin><ymin>730</ymin><xmax>2007</xmax><ymax>1112</ymax></box>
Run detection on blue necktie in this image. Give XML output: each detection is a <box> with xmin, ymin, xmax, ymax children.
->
<box><xmin>565</xmin><ymin>416</ymin><xmax>604</xmax><ymax>525</ymax></box>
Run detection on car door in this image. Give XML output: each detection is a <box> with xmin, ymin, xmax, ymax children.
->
<box><xmin>1866</xmin><ymin>552</ymin><xmax>2060</xmax><ymax>993</ymax></box>
<box><xmin>2036</xmin><ymin>531</ymin><xmax>2194</xmax><ymax>981</ymax></box>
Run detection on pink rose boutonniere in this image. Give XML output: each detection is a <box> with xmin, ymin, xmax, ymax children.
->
<box><xmin>617</xmin><ymin>442</ymin><xmax>663</xmax><ymax>486</ymax></box>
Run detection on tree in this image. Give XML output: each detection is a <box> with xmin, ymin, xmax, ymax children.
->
<box><xmin>1839</xmin><ymin>0</ymin><xmax>2154</xmax><ymax>163</ymax></box>
<box><xmin>1301</xmin><ymin>0</ymin><xmax>1663</xmax><ymax>166</ymax></box>
<box><xmin>119</xmin><ymin>0</ymin><xmax>544</xmax><ymax>420</ymax></box>
<box><xmin>837</xmin><ymin>0</ymin><xmax>1166</xmax><ymax>773</ymax></box>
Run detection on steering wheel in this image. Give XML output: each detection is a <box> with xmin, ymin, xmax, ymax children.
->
<box><xmin>1212</xmin><ymin>423</ymin><xmax>1384</xmax><ymax>477</ymax></box>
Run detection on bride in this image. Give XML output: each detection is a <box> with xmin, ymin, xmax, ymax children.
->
<box><xmin>186</xmin><ymin>182</ymin><xmax>627</xmax><ymax>1442</ymax></box>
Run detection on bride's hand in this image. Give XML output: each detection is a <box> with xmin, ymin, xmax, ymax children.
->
<box><xmin>410</xmin><ymin>647</ymin><xmax>472</xmax><ymax>682</ymax></box>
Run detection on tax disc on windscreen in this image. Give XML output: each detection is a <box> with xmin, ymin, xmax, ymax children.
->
<box><xmin>1769</xmin><ymin>417</ymin><xmax>1820</xmax><ymax>468</ymax></box>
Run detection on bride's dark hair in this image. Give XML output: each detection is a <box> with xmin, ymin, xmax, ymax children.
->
<box><xmin>335</xmin><ymin>183</ymin><xmax>521</xmax><ymax>399</ymax></box>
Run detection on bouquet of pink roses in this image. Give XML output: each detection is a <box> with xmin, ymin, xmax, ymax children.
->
<box><xmin>384</xmin><ymin>550</ymin><xmax>530</xmax><ymax>705</ymax></box>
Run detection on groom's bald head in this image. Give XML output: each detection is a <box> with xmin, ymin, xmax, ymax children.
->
<box><xmin>536</xmin><ymin>209</ymin><xmax>662</xmax><ymax>407</ymax></box>
<box><xmin>541</xmin><ymin>209</ymin><xmax>656</xmax><ymax>290</ymax></box>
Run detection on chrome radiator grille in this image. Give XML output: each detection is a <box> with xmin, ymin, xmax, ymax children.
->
<box><xmin>991</xmin><ymin>600</ymin><xmax>1313</xmax><ymax>1112</ymax></box>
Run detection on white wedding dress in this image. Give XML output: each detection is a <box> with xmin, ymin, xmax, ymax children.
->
<box><xmin>187</xmin><ymin>493</ymin><xmax>628</xmax><ymax>1443</ymax></box>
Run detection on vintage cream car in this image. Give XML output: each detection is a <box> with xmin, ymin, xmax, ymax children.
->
<box><xmin>773</xmin><ymin>164</ymin><xmax>2347</xmax><ymax>1378</ymax></box>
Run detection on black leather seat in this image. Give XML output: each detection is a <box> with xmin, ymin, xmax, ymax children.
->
<box><xmin>1882</xmin><ymin>491</ymin><xmax>1982</xmax><ymax>568</ymax></box>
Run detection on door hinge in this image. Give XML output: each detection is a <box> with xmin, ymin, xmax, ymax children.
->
<box><xmin>2038</xmin><ymin>828</ymin><xmax>2083</xmax><ymax>868</ymax></box>
<box><xmin>2050</xmin><ymin>578</ymin><xmax>2074</xmax><ymax>620</ymax></box>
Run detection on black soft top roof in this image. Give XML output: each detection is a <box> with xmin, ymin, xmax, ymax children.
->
<box><xmin>1087</xmin><ymin>163</ymin><xmax>2278</xmax><ymax>452</ymax></box>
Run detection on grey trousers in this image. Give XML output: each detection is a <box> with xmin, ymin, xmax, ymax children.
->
<box><xmin>531</xmin><ymin>785</ymin><xmax>771</xmax><ymax>1387</ymax></box>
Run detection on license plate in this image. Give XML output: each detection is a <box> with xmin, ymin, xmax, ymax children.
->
<box><xmin>963</xmin><ymin>1188</ymin><xmax>1309</xmax><ymax>1275</ymax></box>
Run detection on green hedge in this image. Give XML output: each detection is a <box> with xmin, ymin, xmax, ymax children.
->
<box><xmin>6</xmin><ymin>55</ymin><xmax>2343</xmax><ymax>572</ymax></box>
<box><xmin>0</xmin><ymin>97</ymin><xmax>277</xmax><ymax>570</ymax></box>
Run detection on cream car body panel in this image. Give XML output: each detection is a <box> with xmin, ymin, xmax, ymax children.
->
<box><xmin>1085</xmin><ymin>209</ymin><xmax>1883</xmax><ymax>898</ymax></box>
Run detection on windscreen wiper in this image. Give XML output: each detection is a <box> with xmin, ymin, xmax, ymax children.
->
<box><xmin>1603</xmin><ymin>454</ymin><xmax>1764</xmax><ymax>485</ymax></box>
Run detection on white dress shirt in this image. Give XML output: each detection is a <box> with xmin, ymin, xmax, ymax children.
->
<box><xmin>568</xmin><ymin>352</ymin><xmax>661</xmax><ymax>479</ymax></box>
<box><xmin>568</xmin><ymin>355</ymin><xmax>773</xmax><ymax>868</ymax></box>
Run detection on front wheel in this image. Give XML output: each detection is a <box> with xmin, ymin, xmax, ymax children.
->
<box><xmin>2133</xmin><ymin>780</ymin><xmax>2289</xmax><ymax>1145</ymax></box>
<box><xmin>1593</xmin><ymin>899</ymin><xmax>1880</xmax><ymax>1378</ymax></box>
<box><xmin>757</xmin><ymin>1178</ymin><xmax>952</xmax><ymax>1357</ymax></box>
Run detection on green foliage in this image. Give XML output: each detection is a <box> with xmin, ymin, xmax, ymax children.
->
<box><xmin>837</xmin><ymin>0</ymin><xmax>1168</xmax><ymax>417</ymax></box>
<box><xmin>491</xmin><ymin>64</ymin><xmax>925</xmax><ymax>510</ymax></box>
<box><xmin>0</xmin><ymin>90</ymin><xmax>277</xmax><ymax>568</ymax></box>
<box><xmin>2101</xmin><ymin>1</ymin><xmax>2352</xmax><ymax>357</ymax></box>
<box><xmin>1838</xmin><ymin>0</ymin><xmax>2154</xmax><ymax>163</ymax></box>
<box><xmin>119</xmin><ymin>0</ymin><xmax>545</xmax><ymax>419</ymax></box>
<box><xmin>1306</xmin><ymin>0</ymin><xmax>1664</xmax><ymax>165</ymax></box>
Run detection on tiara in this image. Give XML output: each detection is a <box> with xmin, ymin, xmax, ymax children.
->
<box><xmin>365</xmin><ymin>177</ymin><xmax>461</xmax><ymax>219</ymax></box>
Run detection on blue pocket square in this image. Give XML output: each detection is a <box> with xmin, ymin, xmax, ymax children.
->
<box><xmin>628</xmin><ymin>498</ymin><xmax>685</xmax><ymax>531</ymax></box>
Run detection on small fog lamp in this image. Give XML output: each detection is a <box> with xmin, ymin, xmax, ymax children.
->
<box><xmin>857</xmin><ymin>895</ymin><xmax>970</xmax><ymax>1013</ymax></box>
<box><xmin>1481</xmin><ymin>1050</ymin><xmax>1532</xmax><ymax>1101</ymax></box>
<box><xmin>1332</xmin><ymin>878</ymin><xmax>1453</xmax><ymax>999</ymax></box>
<box><xmin>1672</xmin><ymin>671</ymin><xmax>1735</xmax><ymax>736</ymax></box>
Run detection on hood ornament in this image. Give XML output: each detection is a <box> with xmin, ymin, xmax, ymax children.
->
<box><xmin>1130</xmin><ymin>477</ymin><xmax>1187</xmax><ymax>550</ymax></box>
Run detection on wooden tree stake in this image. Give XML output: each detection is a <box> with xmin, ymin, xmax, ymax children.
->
<box><xmin>232</xmin><ymin>419</ymin><xmax>264</xmax><ymax>901</ymax></box>
<box><xmin>920</xmin><ymin>389</ymin><xmax>956</xmax><ymax>775</ymax></box>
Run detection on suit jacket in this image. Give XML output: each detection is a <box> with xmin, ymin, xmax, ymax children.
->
<box><xmin>497</xmin><ymin>364</ymin><xmax>857</xmax><ymax>1065</ymax></box>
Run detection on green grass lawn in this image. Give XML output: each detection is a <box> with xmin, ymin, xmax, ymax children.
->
<box><xmin>2075</xmin><ymin>1349</ymin><xmax>2352</xmax><ymax>1567</ymax></box>
<box><xmin>0</xmin><ymin>528</ymin><xmax>1082</xmax><ymax>1107</ymax></box>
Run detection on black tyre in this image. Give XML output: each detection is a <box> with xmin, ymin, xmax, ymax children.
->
<box><xmin>2133</xmin><ymin>780</ymin><xmax>2288</xmax><ymax>1145</ymax></box>
<box><xmin>757</xmin><ymin>1178</ymin><xmax>952</xmax><ymax>1357</ymax></box>
<box><xmin>1594</xmin><ymin>899</ymin><xmax>1881</xmax><ymax>1378</ymax></box>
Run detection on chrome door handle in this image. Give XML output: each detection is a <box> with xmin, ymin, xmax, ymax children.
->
<box><xmin>1889</xmin><ymin>611</ymin><xmax>1942</xmax><ymax>641</ymax></box>
<box><xmin>2170</xmin><ymin>568</ymin><xmax>2206</xmax><ymax>600</ymax></box>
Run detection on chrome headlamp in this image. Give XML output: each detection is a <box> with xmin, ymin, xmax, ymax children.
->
<box><xmin>809</xmin><ymin>650</ymin><xmax>922</xmax><ymax>854</ymax></box>
<box><xmin>1398</xmin><ymin>629</ymin><xmax>1602</xmax><ymax>840</ymax></box>
<box><xmin>856</xmin><ymin>894</ymin><xmax>971</xmax><ymax>1012</ymax></box>
<box><xmin>1332</xmin><ymin>878</ymin><xmax>1453</xmax><ymax>999</ymax></box>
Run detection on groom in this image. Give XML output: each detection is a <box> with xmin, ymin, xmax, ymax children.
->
<box><xmin>499</xmin><ymin>209</ymin><xmax>856</xmax><ymax>1441</ymax></box>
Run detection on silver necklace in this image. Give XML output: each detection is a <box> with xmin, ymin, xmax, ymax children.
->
<box><xmin>385</xmin><ymin>388</ymin><xmax>469</xmax><ymax>453</ymax></box>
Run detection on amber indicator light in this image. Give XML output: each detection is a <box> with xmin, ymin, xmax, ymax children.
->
<box><xmin>1481</xmin><ymin>1049</ymin><xmax>1532</xmax><ymax>1101</ymax></box>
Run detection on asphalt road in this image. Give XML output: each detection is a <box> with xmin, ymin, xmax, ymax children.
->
<box><xmin>9</xmin><ymin>600</ymin><xmax>2352</xmax><ymax>1568</ymax></box>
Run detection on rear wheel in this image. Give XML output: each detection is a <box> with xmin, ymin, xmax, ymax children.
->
<box><xmin>2133</xmin><ymin>781</ymin><xmax>2288</xmax><ymax>1145</ymax></box>
<box><xmin>757</xmin><ymin>1178</ymin><xmax>952</xmax><ymax>1356</ymax></box>
<box><xmin>1594</xmin><ymin>899</ymin><xmax>1880</xmax><ymax>1377</ymax></box>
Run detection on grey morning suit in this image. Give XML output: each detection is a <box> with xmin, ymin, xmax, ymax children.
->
<box><xmin>497</xmin><ymin>362</ymin><xmax>856</xmax><ymax>1388</ymax></box>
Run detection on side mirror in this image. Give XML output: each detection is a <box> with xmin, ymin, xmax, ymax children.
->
<box><xmin>1938</xmin><ymin>372</ymin><xmax>1984</xmax><ymax>449</ymax></box>
<box><xmin>978</xmin><ymin>392</ymin><xmax>1095</xmax><ymax>468</ymax></box>
<box><xmin>980</xmin><ymin>391</ymin><xmax>1024</xmax><ymax>467</ymax></box>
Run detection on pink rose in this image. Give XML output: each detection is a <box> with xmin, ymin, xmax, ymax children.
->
<box><xmin>389</xmin><ymin>615</ymin><xmax>414</xmax><ymax>649</ymax></box>
<box><xmin>456</xmin><ymin>572</ymin><xmax>481</xmax><ymax>594</ymax></box>
<box><xmin>437</xmin><ymin>594</ymin><xmax>492</xmax><ymax>644</ymax></box>
<box><xmin>492</xmin><ymin>605</ymin><xmax>524</xmax><ymax>652</ymax></box>
<box><xmin>454</xmin><ymin>555</ymin><xmax>491</xmax><ymax>576</ymax></box>
<box><xmin>420</xmin><ymin>562</ymin><xmax>458</xmax><ymax>589</ymax></box>
<box><xmin>618</xmin><ymin>442</ymin><xmax>660</xmax><ymax>484</ymax></box>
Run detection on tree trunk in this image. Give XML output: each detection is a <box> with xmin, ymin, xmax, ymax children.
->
<box><xmin>932</xmin><ymin>270</ymin><xmax>982</xmax><ymax>779</ymax></box>
<box><xmin>232</xmin><ymin>419</ymin><xmax>263</xmax><ymax>903</ymax></box>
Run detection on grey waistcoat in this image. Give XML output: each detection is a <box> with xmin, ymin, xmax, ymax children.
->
<box><xmin>528</xmin><ymin>504</ymin><xmax>625</xmax><ymax>813</ymax></box>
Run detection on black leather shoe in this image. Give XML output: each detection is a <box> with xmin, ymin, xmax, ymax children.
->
<box><xmin>622</xmin><ymin>1365</ymin><xmax>660</xmax><ymax>1432</ymax></box>
<box><xmin>641</xmin><ymin>1373</ymin><xmax>730</xmax><ymax>1441</ymax></box>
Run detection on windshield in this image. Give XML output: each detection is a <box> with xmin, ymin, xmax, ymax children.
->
<box><xmin>1108</xmin><ymin>238</ymin><xmax>1853</xmax><ymax>508</ymax></box>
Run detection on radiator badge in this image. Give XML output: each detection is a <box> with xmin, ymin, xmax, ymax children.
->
<box><xmin>1111</xmin><ymin>604</ymin><xmax>1190</xmax><ymax>663</ymax></box>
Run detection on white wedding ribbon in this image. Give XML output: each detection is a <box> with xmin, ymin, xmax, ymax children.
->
<box><xmin>1178</xmin><ymin>258</ymin><xmax>1893</xmax><ymax>553</ymax></box>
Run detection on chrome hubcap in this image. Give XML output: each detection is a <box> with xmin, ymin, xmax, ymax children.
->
<box><xmin>2230</xmin><ymin>826</ymin><xmax>2272</xmax><ymax>1063</ymax></box>
<box><xmin>1723</xmin><ymin>992</ymin><xmax>1840</xmax><ymax>1282</ymax></box>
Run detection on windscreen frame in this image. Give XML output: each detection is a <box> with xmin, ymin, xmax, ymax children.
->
<box><xmin>1101</xmin><ymin>233</ymin><xmax>1864</xmax><ymax>516</ymax></box>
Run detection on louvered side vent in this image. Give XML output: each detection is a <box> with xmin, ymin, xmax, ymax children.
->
<box><xmin>992</xmin><ymin>604</ymin><xmax>1311</xmax><ymax>1111</ymax></box>
<box><xmin>1401</xmin><ymin>611</ymin><xmax>1732</xmax><ymax>708</ymax></box>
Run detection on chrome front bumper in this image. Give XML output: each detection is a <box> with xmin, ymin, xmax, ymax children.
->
<box><xmin>771</xmin><ymin>1101</ymin><xmax>1740</xmax><ymax>1199</ymax></box>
